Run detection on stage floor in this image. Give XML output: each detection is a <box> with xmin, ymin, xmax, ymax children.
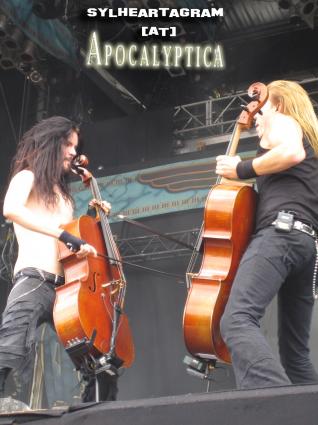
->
<box><xmin>1</xmin><ymin>384</ymin><xmax>318</xmax><ymax>425</ymax></box>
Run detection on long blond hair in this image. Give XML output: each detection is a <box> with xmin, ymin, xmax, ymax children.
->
<box><xmin>268</xmin><ymin>80</ymin><xmax>318</xmax><ymax>155</ymax></box>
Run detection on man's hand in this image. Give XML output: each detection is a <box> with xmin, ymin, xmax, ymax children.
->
<box><xmin>89</xmin><ymin>199</ymin><xmax>112</xmax><ymax>216</ymax></box>
<box><xmin>76</xmin><ymin>243</ymin><xmax>97</xmax><ymax>259</ymax></box>
<box><xmin>215</xmin><ymin>155</ymin><xmax>241</xmax><ymax>179</ymax></box>
<box><xmin>58</xmin><ymin>230</ymin><xmax>97</xmax><ymax>258</ymax></box>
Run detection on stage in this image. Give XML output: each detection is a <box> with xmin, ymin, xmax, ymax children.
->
<box><xmin>1</xmin><ymin>384</ymin><xmax>318</xmax><ymax>425</ymax></box>
<box><xmin>2</xmin><ymin>2</ymin><xmax>318</xmax><ymax>424</ymax></box>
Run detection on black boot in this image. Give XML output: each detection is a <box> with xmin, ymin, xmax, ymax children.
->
<box><xmin>0</xmin><ymin>368</ymin><xmax>10</xmax><ymax>398</ymax></box>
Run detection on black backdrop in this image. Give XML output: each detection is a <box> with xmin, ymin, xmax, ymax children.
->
<box><xmin>81</xmin><ymin>107</ymin><xmax>174</xmax><ymax>173</ymax></box>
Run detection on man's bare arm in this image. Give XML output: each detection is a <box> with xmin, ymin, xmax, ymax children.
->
<box><xmin>3</xmin><ymin>170</ymin><xmax>63</xmax><ymax>238</ymax></box>
<box><xmin>252</xmin><ymin>114</ymin><xmax>305</xmax><ymax>175</ymax></box>
<box><xmin>216</xmin><ymin>114</ymin><xmax>306</xmax><ymax>179</ymax></box>
<box><xmin>3</xmin><ymin>170</ymin><xmax>97</xmax><ymax>257</ymax></box>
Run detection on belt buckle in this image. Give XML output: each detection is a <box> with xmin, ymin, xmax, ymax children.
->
<box><xmin>295</xmin><ymin>220</ymin><xmax>316</xmax><ymax>238</ymax></box>
<box><xmin>308</xmin><ymin>226</ymin><xmax>316</xmax><ymax>238</ymax></box>
<box><xmin>54</xmin><ymin>274</ymin><xmax>64</xmax><ymax>286</ymax></box>
<box><xmin>15</xmin><ymin>271</ymin><xmax>24</xmax><ymax>280</ymax></box>
<box><xmin>302</xmin><ymin>223</ymin><xmax>314</xmax><ymax>237</ymax></box>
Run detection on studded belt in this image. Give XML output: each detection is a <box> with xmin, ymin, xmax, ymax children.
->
<box><xmin>272</xmin><ymin>219</ymin><xmax>317</xmax><ymax>238</ymax></box>
<box><xmin>14</xmin><ymin>267</ymin><xmax>65</xmax><ymax>286</ymax></box>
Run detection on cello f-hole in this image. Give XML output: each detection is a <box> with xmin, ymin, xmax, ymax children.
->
<box><xmin>88</xmin><ymin>272</ymin><xmax>98</xmax><ymax>292</ymax></box>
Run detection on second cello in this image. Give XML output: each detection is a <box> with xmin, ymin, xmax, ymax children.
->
<box><xmin>183</xmin><ymin>82</ymin><xmax>268</xmax><ymax>364</ymax></box>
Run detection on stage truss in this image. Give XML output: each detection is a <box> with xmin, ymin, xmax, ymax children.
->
<box><xmin>173</xmin><ymin>77</ymin><xmax>318</xmax><ymax>153</ymax></box>
<box><xmin>117</xmin><ymin>228</ymin><xmax>200</xmax><ymax>263</ymax></box>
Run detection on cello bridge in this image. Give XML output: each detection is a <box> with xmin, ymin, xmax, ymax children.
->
<box><xmin>102</xmin><ymin>279</ymin><xmax>120</xmax><ymax>288</ymax></box>
<box><xmin>102</xmin><ymin>279</ymin><xmax>125</xmax><ymax>295</ymax></box>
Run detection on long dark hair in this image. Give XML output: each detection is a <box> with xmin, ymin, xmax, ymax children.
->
<box><xmin>10</xmin><ymin>116</ymin><xmax>79</xmax><ymax>208</ymax></box>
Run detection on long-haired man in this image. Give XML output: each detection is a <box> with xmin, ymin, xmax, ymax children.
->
<box><xmin>216</xmin><ymin>80</ymin><xmax>318</xmax><ymax>388</ymax></box>
<box><xmin>1</xmin><ymin>116</ymin><xmax>115</xmax><ymax>404</ymax></box>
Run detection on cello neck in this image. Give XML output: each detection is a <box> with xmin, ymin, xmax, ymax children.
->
<box><xmin>90</xmin><ymin>176</ymin><xmax>127</xmax><ymax>306</ymax></box>
<box><xmin>90</xmin><ymin>177</ymin><xmax>122</xmax><ymax>267</ymax></box>
<box><xmin>216</xmin><ymin>82</ymin><xmax>269</xmax><ymax>186</ymax></box>
<box><xmin>216</xmin><ymin>122</ymin><xmax>243</xmax><ymax>185</ymax></box>
<box><xmin>225</xmin><ymin>122</ymin><xmax>243</xmax><ymax>157</ymax></box>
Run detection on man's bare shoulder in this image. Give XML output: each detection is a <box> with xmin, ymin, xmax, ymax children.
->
<box><xmin>271</xmin><ymin>112</ymin><xmax>302</xmax><ymax>133</ymax></box>
<box><xmin>265</xmin><ymin>112</ymin><xmax>303</xmax><ymax>149</ymax></box>
<box><xmin>11</xmin><ymin>170</ymin><xmax>34</xmax><ymax>183</ymax></box>
<box><xmin>4</xmin><ymin>170</ymin><xmax>35</xmax><ymax>214</ymax></box>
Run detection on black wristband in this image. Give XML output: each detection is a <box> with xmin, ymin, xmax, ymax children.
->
<box><xmin>59</xmin><ymin>230</ymin><xmax>86</xmax><ymax>253</ymax></box>
<box><xmin>236</xmin><ymin>159</ymin><xmax>258</xmax><ymax>180</ymax></box>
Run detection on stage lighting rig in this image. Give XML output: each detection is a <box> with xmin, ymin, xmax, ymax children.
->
<box><xmin>29</xmin><ymin>69</ymin><xmax>44</xmax><ymax>84</ymax></box>
<box><xmin>289</xmin><ymin>4</ymin><xmax>302</xmax><ymax>26</ymax></box>
<box><xmin>299</xmin><ymin>0</ymin><xmax>318</xmax><ymax>29</ymax></box>
<box><xmin>20</xmin><ymin>40</ymin><xmax>38</xmax><ymax>63</ymax></box>
<box><xmin>278</xmin><ymin>0</ymin><xmax>318</xmax><ymax>29</ymax></box>
<box><xmin>3</xmin><ymin>27</ymin><xmax>24</xmax><ymax>50</ymax></box>
<box><xmin>0</xmin><ymin>49</ymin><xmax>17</xmax><ymax>70</ymax></box>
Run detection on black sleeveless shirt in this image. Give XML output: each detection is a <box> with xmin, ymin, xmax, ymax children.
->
<box><xmin>255</xmin><ymin>139</ymin><xmax>318</xmax><ymax>232</ymax></box>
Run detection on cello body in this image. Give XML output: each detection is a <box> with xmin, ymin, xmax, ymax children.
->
<box><xmin>183</xmin><ymin>184</ymin><xmax>256</xmax><ymax>363</ymax></box>
<box><xmin>183</xmin><ymin>82</ymin><xmax>268</xmax><ymax>364</ymax></box>
<box><xmin>54</xmin><ymin>214</ymin><xmax>134</xmax><ymax>368</ymax></box>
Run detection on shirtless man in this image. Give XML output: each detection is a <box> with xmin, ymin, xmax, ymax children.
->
<box><xmin>0</xmin><ymin>116</ymin><xmax>115</xmax><ymax>404</ymax></box>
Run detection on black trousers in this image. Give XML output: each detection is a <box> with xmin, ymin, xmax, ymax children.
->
<box><xmin>220</xmin><ymin>226</ymin><xmax>318</xmax><ymax>389</ymax></box>
<box><xmin>0</xmin><ymin>268</ymin><xmax>118</xmax><ymax>402</ymax></box>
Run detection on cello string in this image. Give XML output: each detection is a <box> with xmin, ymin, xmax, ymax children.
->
<box><xmin>91</xmin><ymin>176</ymin><xmax>128</xmax><ymax>305</ymax></box>
<box><xmin>89</xmin><ymin>176</ymin><xmax>126</xmax><ymax>307</ymax></box>
<box><xmin>116</xmin><ymin>215</ymin><xmax>195</xmax><ymax>251</ymax></box>
<box><xmin>188</xmin><ymin>120</ymin><xmax>239</xmax><ymax>275</ymax></box>
<box><xmin>92</xmin><ymin>177</ymin><xmax>122</xmax><ymax>266</ymax></box>
<box><xmin>90</xmin><ymin>191</ymin><xmax>186</xmax><ymax>285</ymax></box>
<box><xmin>91</xmin><ymin>178</ymin><xmax>114</xmax><ymax>257</ymax></box>
<box><xmin>95</xmin><ymin>252</ymin><xmax>185</xmax><ymax>283</ymax></box>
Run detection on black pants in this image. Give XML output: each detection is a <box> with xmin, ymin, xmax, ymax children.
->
<box><xmin>0</xmin><ymin>268</ymin><xmax>118</xmax><ymax>402</ymax></box>
<box><xmin>220</xmin><ymin>226</ymin><xmax>318</xmax><ymax>389</ymax></box>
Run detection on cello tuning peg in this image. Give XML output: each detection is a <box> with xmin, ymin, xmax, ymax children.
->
<box><xmin>240</xmin><ymin>104</ymin><xmax>249</xmax><ymax>112</ymax></box>
<box><xmin>248</xmin><ymin>87</ymin><xmax>261</xmax><ymax>100</ymax></box>
<box><xmin>241</xmin><ymin>104</ymin><xmax>263</xmax><ymax>115</ymax></box>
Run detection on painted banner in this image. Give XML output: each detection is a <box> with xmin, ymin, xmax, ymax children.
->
<box><xmin>72</xmin><ymin>151</ymin><xmax>255</xmax><ymax>221</ymax></box>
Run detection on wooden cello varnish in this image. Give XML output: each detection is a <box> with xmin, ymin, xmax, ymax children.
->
<box><xmin>53</xmin><ymin>158</ymin><xmax>134</xmax><ymax>369</ymax></box>
<box><xmin>183</xmin><ymin>82</ymin><xmax>268</xmax><ymax>363</ymax></box>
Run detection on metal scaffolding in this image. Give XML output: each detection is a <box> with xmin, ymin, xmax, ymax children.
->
<box><xmin>173</xmin><ymin>77</ymin><xmax>318</xmax><ymax>153</ymax></box>
<box><xmin>120</xmin><ymin>78</ymin><xmax>318</xmax><ymax>265</ymax></box>
<box><xmin>174</xmin><ymin>91</ymin><xmax>250</xmax><ymax>138</ymax></box>
<box><xmin>117</xmin><ymin>228</ymin><xmax>200</xmax><ymax>263</ymax></box>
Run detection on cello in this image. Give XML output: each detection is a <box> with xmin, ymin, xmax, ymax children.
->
<box><xmin>183</xmin><ymin>82</ymin><xmax>268</xmax><ymax>364</ymax></box>
<box><xmin>53</xmin><ymin>155</ymin><xmax>134</xmax><ymax>373</ymax></box>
